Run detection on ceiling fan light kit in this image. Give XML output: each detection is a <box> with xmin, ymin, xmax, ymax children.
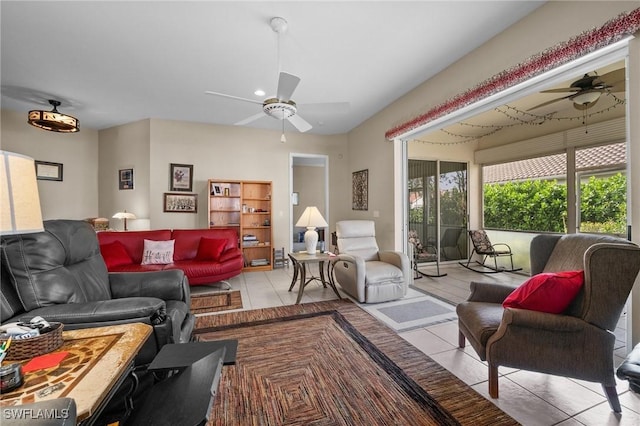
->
<box><xmin>572</xmin><ymin>91</ymin><xmax>601</xmax><ymax>106</ymax></box>
<box><xmin>28</xmin><ymin>100</ymin><xmax>79</xmax><ymax>133</ymax></box>
<box><xmin>204</xmin><ymin>15</ymin><xmax>337</xmax><ymax>138</ymax></box>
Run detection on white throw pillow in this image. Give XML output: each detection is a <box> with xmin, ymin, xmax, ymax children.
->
<box><xmin>141</xmin><ymin>239</ymin><xmax>175</xmax><ymax>265</ymax></box>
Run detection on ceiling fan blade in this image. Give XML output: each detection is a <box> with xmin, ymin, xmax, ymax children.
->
<box><xmin>597</xmin><ymin>68</ymin><xmax>625</xmax><ymax>87</ymax></box>
<box><xmin>540</xmin><ymin>87</ymin><xmax>581</xmax><ymax>94</ymax></box>
<box><xmin>204</xmin><ymin>91</ymin><xmax>263</xmax><ymax>105</ymax></box>
<box><xmin>298</xmin><ymin>102</ymin><xmax>350</xmax><ymax>114</ymax></box>
<box><xmin>235</xmin><ymin>111</ymin><xmax>267</xmax><ymax>126</ymax></box>
<box><xmin>287</xmin><ymin>114</ymin><xmax>312</xmax><ymax>132</ymax></box>
<box><xmin>277</xmin><ymin>72</ymin><xmax>301</xmax><ymax>101</ymax></box>
<box><xmin>527</xmin><ymin>94</ymin><xmax>573</xmax><ymax>111</ymax></box>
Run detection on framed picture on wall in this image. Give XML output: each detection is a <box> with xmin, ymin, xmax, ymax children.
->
<box><xmin>170</xmin><ymin>163</ymin><xmax>193</xmax><ymax>192</ymax></box>
<box><xmin>35</xmin><ymin>160</ymin><xmax>63</xmax><ymax>181</ymax></box>
<box><xmin>352</xmin><ymin>169</ymin><xmax>368</xmax><ymax>211</ymax></box>
<box><xmin>164</xmin><ymin>193</ymin><xmax>198</xmax><ymax>213</ymax></box>
<box><xmin>119</xmin><ymin>168</ymin><xmax>134</xmax><ymax>190</ymax></box>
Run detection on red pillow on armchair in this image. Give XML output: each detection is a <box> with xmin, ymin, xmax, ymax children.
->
<box><xmin>503</xmin><ymin>270</ymin><xmax>584</xmax><ymax>314</ymax></box>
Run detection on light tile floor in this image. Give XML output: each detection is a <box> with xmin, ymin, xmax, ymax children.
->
<box><xmin>194</xmin><ymin>263</ymin><xmax>640</xmax><ymax>425</ymax></box>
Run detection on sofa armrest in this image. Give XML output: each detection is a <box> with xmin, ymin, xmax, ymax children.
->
<box><xmin>16</xmin><ymin>297</ymin><xmax>166</xmax><ymax>325</ymax></box>
<box><xmin>467</xmin><ymin>281</ymin><xmax>519</xmax><ymax>303</ymax></box>
<box><xmin>378</xmin><ymin>250</ymin><xmax>410</xmax><ymax>275</ymax></box>
<box><xmin>109</xmin><ymin>270</ymin><xmax>190</xmax><ymax>303</ymax></box>
<box><xmin>218</xmin><ymin>248</ymin><xmax>242</xmax><ymax>263</ymax></box>
<box><xmin>501</xmin><ymin>307</ymin><xmax>585</xmax><ymax>332</ymax></box>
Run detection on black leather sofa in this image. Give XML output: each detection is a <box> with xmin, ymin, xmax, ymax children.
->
<box><xmin>0</xmin><ymin>220</ymin><xmax>195</xmax><ymax>364</ymax></box>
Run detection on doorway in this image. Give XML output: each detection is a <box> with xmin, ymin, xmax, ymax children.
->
<box><xmin>408</xmin><ymin>159</ymin><xmax>468</xmax><ymax>264</ymax></box>
<box><xmin>289</xmin><ymin>154</ymin><xmax>329</xmax><ymax>253</ymax></box>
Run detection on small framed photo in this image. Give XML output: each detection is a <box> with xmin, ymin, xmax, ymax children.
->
<box><xmin>35</xmin><ymin>160</ymin><xmax>63</xmax><ymax>181</ymax></box>
<box><xmin>211</xmin><ymin>183</ymin><xmax>222</xmax><ymax>196</ymax></box>
<box><xmin>164</xmin><ymin>193</ymin><xmax>198</xmax><ymax>213</ymax></box>
<box><xmin>170</xmin><ymin>163</ymin><xmax>193</xmax><ymax>192</ymax></box>
<box><xmin>119</xmin><ymin>168</ymin><xmax>134</xmax><ymax>190</ymax></box>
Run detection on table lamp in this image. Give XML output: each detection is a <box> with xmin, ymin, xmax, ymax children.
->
<box><xmin>295</xmin><ymin>206</ymin><xmax>328</xmax><ymax>255</ymax></box>
<box><xmin>112</xmin><ymin>210</ymin><xmax>136</xmax><ymax>231</ymax></box>
<box><xmin>0</xmin><ymin>151</ymin><xmax>44</xmax><ymax>235</ymax></box>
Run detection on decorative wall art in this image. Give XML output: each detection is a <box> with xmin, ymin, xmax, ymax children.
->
<box><xmin>35</xmin><ymin>161</ymin><xmax>63</xmax><ymax>181</ymax></box>
<box><xmin>164</xmin><ymin>193</ymin><xmax>197</xmax><ymax>213</ymax></box>
<box><xmin>170</xmin><ymin>163</ymin><xmax>193</xmax><ymax>192</ymax></box>
<box><xmin>352</xmin><ymin>169</ymin><xmax>368</xmax><ymax>211</ymax></box>
<box><xmin>119</xmin><ymin>168</ymin><xmax>133</xmax><ymax>190</ymax></box>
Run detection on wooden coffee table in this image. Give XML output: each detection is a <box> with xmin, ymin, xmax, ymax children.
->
<box><xmin>0</xmin><ymin>323</ymin><xmax>152</xmax><ymax>424</ymax></box>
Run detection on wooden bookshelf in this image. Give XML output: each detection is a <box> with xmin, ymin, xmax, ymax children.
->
<box><xmin>208</xmin><ymin>179</ymin><xmax>272</xmax><ymax>271</ymax></box>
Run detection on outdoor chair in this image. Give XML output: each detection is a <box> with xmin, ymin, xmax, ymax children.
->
<box><xmin>408</xmin><ymin>230</ymin><xmax>446</xmax><ymax>278</ymax></box>
<box><xmin>456</xmin><ymin>233</ymin><xmax>640</xmax><ymax>413</ymax></box>
<box><xmin>460</xmin><ymin>229</ymin><xmax>521</xmax><ymax>273</ymax></box>
<box><xmin>440</xmin><ymin>227</ymin><xmax>464</xmax><ymax>260</ymax></box>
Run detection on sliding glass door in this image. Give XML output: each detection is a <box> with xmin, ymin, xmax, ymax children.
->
<box><xmin>408</xmin><ymin>159</ymin><xmax>467</xmax><ymax>262</ymax></box>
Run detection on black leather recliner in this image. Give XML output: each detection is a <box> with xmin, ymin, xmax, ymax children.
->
<box><xmin>0</xmin><ymin>219</ymin><xmax>195</xmax><ymax>364</ymax></box>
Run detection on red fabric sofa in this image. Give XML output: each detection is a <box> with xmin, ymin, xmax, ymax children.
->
<box><xmin>97</xmin><ymin>228</ymin><xmax>243</xmax><ymax>286</ymax></box>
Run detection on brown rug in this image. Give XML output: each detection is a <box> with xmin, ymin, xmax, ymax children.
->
<box><xmin>190</xmin><ymin>290</ymin><xmax>243</xmax><ymax>315</ymax></box>
<box><xmin>194</xmin><ymin>300</ymin><xmax>517</xmax><ymax>426</ymax></box>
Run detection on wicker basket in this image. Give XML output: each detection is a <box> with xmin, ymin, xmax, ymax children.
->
<box><xmin>1</xmin><ymin>322</ymin><xmax>64</xmax><ymax>360</ymax></box>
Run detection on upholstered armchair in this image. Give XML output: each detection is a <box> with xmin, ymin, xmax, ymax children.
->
<box><xmin>332</xmin><ymin>220</ymin><xmax>409</xmax><ymax>303</ymax></box>
<box><xmin>456</xmin><ymin>233</ymin><xmax>640</xmax><ymax>412</ymax></box>
<box><xmin>1</xmin><ymin>220</ymin><xmax>195</xmax><ymax>364</ymax></box>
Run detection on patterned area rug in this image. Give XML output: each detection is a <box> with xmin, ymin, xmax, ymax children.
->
<box><xmin>190</xmin><ymin>290</ymin><xmax>243</xmax><ymax>315</ymax></box>
<box><xmin>194</xmin><ymin>300</ymin><xmax>517</xmax><ymax>426</ymax></box>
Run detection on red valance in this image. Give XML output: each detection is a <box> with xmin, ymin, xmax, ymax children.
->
<box><xmin>385</xmin><ymin>8</ymin><xmax>640</xmax><ymax>141</ymax></box>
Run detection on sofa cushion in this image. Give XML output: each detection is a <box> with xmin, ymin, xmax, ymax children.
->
<box><xmin>100</xmin><ymin>240</ymin><xmax>134</xmax><ymax>269</ymax></box>
<box><xmin>142</xmin><ymin>239</ymin><xmax>175</xmax><ymax>265</ymax></box>
<box><xmin>172</xmin><ymin>228</ymin><xmax>238</xmax><ymax>261</ymax></box>
<box><xmin>503</xmin><ymin>270</ymin><xmax>584</xmax><ymax>314</ymax></box>
<box><xmin>195</xmin><ymin>238</ymin><xmax>227</xmax><ymax>261</ymax></box>
<box><xmin>97</xmin><ymin>230</ymin><xmax>172</xmax><ymax>264</ymax></box>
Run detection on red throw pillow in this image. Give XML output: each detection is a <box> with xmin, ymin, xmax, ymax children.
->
<box><xmin>100</xmin><ymin>241</ymin><xmax>133</xmax><ymax>269</ymax></box>
<box><xmin>195</xmin><ymin>238</ymin><xmax>227</xmax><ymax>261</ymax></box>
<box><xmin>503</xmin><ymin>270</ymin><xmax>584</xmax><ymax>314</ymax></box>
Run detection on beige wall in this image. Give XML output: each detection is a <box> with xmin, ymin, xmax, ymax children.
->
<box><xmin>98</xmin><ymin>120</ymin><xmax>151</xmax><ymax>230</ymax></box>
<box><xmin>1</xmin><ymin>109</ymin><xmax>99</xmax><ymax>220</ymax></box>
<box><xmin>145</xmin><ymin>119</ymin><xmax>348</xmax><ymax>250</ymax></box>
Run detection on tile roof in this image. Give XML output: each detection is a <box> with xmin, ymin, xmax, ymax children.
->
<box><xmin>483</xmin><ymin>143</ymin><xmax>626</xmax><ymax>183</ymax></box>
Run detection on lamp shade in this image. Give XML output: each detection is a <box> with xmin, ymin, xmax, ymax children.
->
<box><xmin>295</xmin><ymin>206</ymin><xmax>328</xmax><ymax>228</ymax></box>
<box><xmin>112</xmin><ymin>211</ymin><xmax>137</xmax><ymax>220</ymax></box>
<box><xmin>0</xmin><ymin>150</ymin><xmax>44</xmax><ymax>235</ymax></box>
<box><xmin>113</xmin><ymin>210</ymin><xmax>136</xmax><ymax>231</ymax></box>
<box><xmin>295</xmin><ymin>206</ymin><xmax>327</xmax><ymax>255</ymax></box>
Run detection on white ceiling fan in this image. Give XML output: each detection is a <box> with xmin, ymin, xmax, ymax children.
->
<box><xmin>205</xmin><ymin>17</ymin><xmax>347</xmax><ymax>135</ymax></box>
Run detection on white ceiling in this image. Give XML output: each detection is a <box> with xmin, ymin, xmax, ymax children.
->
<box><xmin>1</xmin><ymin>1</ymin><xmax>545</xmax><ymax>136</ymax></box>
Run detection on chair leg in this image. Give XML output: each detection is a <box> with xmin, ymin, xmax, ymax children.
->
<box><xmin>458</xmin><ymin>331</ymin><xmax>466</xmax><ymax>348</ymax></box>
<box><xmin>489</xmin><ymin>364</ymin><xmax>499</xmax><ymax>398</ymax></box>
<box><xmin>602</xmin><ymin>385</ymin><xmax>622</xmax><ymax>413</ymax></box>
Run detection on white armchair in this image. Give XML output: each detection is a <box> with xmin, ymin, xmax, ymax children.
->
<box><xmin>332</xmin><ymin>220</ymin><xmax>409</xmax><ymax>303</ymax></box>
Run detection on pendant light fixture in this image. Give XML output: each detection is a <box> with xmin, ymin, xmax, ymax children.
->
<box><xmin>28</xmin><ymin>100</ymin><xmax>80</xmax><ymax>133</ymax></box>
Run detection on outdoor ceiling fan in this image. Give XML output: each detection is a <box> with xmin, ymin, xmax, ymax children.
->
<box><xmin>528</xmin><ymin>68</ymin><xmax>625</xmax><ymax>111</ymax></box>
<box><xmin>205</xmin><ymin>17</ymin><xmax>347</xmax><ymax>136</ymax></box>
